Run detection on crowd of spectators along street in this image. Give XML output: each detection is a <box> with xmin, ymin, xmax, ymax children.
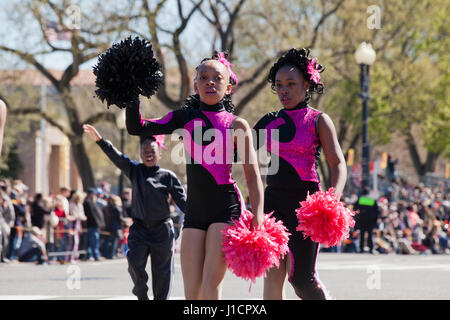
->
<box><xmin>0</xmin><ymin>173</ymin><xmax>448</xmax><ymax>265</ymax></box>
<box><xmin>330</xmin><ymin>176</ymin><xmax>449</xmax><ymax>255</ymax></box>
<box><xmin>0</xmin><ymin>179</ymin><xmax>183</xmax><ymax>265</ymax></box>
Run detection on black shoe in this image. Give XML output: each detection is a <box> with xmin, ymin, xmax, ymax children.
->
<box><xmin>137</xmin><ymin>295</ymin><xmax>149</xmax><ymax>300</ymax></box>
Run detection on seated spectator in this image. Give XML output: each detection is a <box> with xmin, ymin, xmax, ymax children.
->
<box><xmin>406</xmin><ymin>205</ymin><xmax>420</xmax><ymax>229</ymax></box>
<box><xmin>17</xmin><ymin>226</ymin><xmax>47</xmax><ymax>264</ymax></box>
<box><xmin>397</xmin><ymin>230</ymin><xmax>418</xmax><ymax>255</ymax></box>
<box><xmin>342</xmin><ymin>229</ymin><xmax>359</xmax><ymax>253</ymax></box>
<box><xmin>384</xmin><ymin>229</ymin><xmax>398</xmax><ymax>253</ymax></box>
<box><xmin>374</xmin><ymin>230</ymin><xmax>394</xmax><ymax>254</ymax></box>
<box><xmin>440</xmin><ymin>223</ymin><xmax>449</xmax><ymax>254</ymax></box>
<box><xmin>423</xmin><ymin>223</ymin><xmax>441</xmax><ymax>254</ymax></box>
<box><xmin>410</xmin><ymin>219</ymin><xmax>428</xmax><ymax>253</ymax></box>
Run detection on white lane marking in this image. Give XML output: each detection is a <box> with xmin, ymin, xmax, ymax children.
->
<box><xmin>0</xmin><ymin>295</ymin><xmax>266</xmax><ymax>300</ymax></box>
<box><xmin>318</xmin><ymin>262</ymin><xmax>450</xmax><ymax>271</ymax></box>
<box><xmin>0</xmin><ymin>295</ymin><xmax>60</xmax><ymax>300</ymax></box>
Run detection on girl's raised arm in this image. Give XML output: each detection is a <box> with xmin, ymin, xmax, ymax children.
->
<box><xmin>126</xmin><ymin>101</ymin><xmax>181</xmax><ymax>136</ymax></box>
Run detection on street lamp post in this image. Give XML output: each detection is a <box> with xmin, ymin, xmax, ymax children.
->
<box><xmin>116</xmin><ymin>109</ymin><xmax>127</xmax><ymax>197</ymax></box>
<box><xmin>355</xmin><ymin>42</ymin><xmax>376</xmax><ymax>193</ymax></box>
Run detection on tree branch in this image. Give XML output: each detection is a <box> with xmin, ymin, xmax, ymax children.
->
<box><xmin>224</xmin><ymin>0</ymin><xmax>246</xmax><ymax>39</ymax></box>
<box><xmin>236</xmin><ymin>57</ymin><xmax>272</xmax><ymax>89</ymax></box>
<box><xmin>8</xmin><ymin>107</ymin><xmax>72</xmax><ymax>137</ymax></box>
<box><xmin>405</xmin><ymin>129</ymin><xmax>424</xmax><ymax>176</ymax></box>
<box><xmin>234</xmin><ymin>76</ymin><xmax>268</xmax><ymax>116</ymax></box>
<box><xmin>198</xmin><ymin>0</ymin><xmax>246</xmax><ymax>54</ymax></box>
<box><xmin>309</xmin><ymin>0</ymin><xmax>345</xmax><ymax>49</ymax></box>
<box><xmin>60</xmin><ymin>49</ymin><xmax>103</xmax><ymax>87</ymax></box>
<box><xmin>172</xmin><ymin>0</ymin><xmax>205</xmax><ymax>102</ymax></box>
<box><xmin>29</xmin><ymin>2</ymin><xmax>72</xmax><ymax>52</ymax></box>
<box><xmin>141</xmin><ymin>0</ymin><xmax>180</xmax><ymax>109</ymax></box>
<box><xmin>195</xmin><ymin>0</ymin><xmax>216</xmax><ymax>25</ymax></box>
<box><xmin>0</xmin><ymin>45</ymin><xmax>60</xmax><ymax>88</ymax></box>
<box><xmin>83</xmin><ymin>111</ymin><xmax>117</xmax><ymax>125</ymax></box>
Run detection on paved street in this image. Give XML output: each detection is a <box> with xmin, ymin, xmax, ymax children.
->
<box><xmin>0</xmin><ymin>252</ymin><xmax>449</xmax><ymax>300</ymax></box>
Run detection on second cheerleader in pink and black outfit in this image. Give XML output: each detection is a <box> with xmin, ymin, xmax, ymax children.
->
<box><xmin>253</xmin><ymin>48</ymin><xmax>347</xmax><ymax>299</ymax></box>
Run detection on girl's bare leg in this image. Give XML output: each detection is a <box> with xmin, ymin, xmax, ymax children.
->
<box><xmin>180</xmin><ymin>228</ymin><xmax>206</xmax><ymax>299</ymax></box>
<box><xmin>199</xmin><ymin>223</ymin><xmax>229</xmax><ymax>299</ymax></box>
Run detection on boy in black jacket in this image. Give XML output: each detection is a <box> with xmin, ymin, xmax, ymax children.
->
<box><xmin>83</xmin><ymin>124</ymin><xmax>186</xmax><ymax>300</ymax></box>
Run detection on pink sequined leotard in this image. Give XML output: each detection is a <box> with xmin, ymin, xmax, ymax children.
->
<box><xmin>126</xmin><ymin>98</ymin><xmax>243</xmax><ymax>230</ymax></box>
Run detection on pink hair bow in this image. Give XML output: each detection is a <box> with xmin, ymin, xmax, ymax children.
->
<box><xmin>217</xmin><ymin>52</ymin><xmax>239</xmax><ymax>94</ymax></box>
<box><xmin>306</xmin><ymin>58</ymin><xmax>323</xmax><ymax>85</ymax></box>
<box><xmin>154</xmin><ymin>135</ymin><xmax>167</xmax><ymax>149</ymax></box>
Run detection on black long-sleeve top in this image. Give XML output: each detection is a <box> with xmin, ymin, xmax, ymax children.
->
<box><xmin>96</xmin><ymin>139</ymin><xmax>186</xmax><ymax>225</ymax></box>
<box><xmin>31</xmin><ymin>201</ymin><xmax>51</xmax><ymax>229</ymax></box>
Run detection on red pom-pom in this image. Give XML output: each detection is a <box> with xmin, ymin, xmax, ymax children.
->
<box><xmin>222</xmin><ymin>210</ymin><xmax>290</xmax><ymax>283</ymax></box>
<box><xmin>295</xmin><ymin>188</ymin><xmax>356</xmax><ymax>248</ymax></box>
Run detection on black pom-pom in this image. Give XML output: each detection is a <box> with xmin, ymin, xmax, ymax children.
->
<box><xmin>93</xmin><ymin>36</ymin><xmax>163</xmax><ymax>109</ymax></box>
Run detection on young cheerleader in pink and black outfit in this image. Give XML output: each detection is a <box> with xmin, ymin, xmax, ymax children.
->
<box><xmin>253</xmin><ymin>48</ymin><xmax>347</xmax><ymax>299</ymax></box>
<box><xmin>125</xmin><ymin>52</ymin><xmax>264</xmax><ymax>299</ymax></box>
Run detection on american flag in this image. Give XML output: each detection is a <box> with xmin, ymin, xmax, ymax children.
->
<box><xmin>44</xmin><ymin>21</ymin><xmax>72</xmax><ymax>42</ymax></box>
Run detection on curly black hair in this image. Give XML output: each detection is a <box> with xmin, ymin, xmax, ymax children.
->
<box><xmin>267</xmin><ymin>48</ymin><xmax>325</xmax><ymax>103</ymax></box>
<box><xmin>182</xmin><ymin>51</ymin><xmax>236</xmax><ymax>114</ymax></box>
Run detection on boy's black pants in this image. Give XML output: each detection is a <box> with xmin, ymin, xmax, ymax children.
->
<box><xmin>127</xmin><ymin>219</ymin><xmax>174</xmax><ymax>300</ymax></box>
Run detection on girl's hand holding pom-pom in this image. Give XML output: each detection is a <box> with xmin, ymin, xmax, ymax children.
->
<box><xmin>222</xmin><ymin>210</ymin><xmax>290</xmax><ymax>283</ymax></box>
<box><xmin>295</xmin><ymin>188</ymin><xmax>357</xmax><ymax>248</ymax></box>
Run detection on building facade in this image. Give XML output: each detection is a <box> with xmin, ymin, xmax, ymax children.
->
<box><xmin>18</xmin><ymin>120</ymin><xmax>82</xmax><ymax>196</ymax></box>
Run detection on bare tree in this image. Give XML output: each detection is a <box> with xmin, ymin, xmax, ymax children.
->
<box><xmin>127</xmin><ymin>0</ymin><xmax>205</xmax><ymax>109</ymax></box>
<box><xmin>0</xmin><ymin>0</ymin><xmax>134</xmax><ymax>188</ymax></box>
